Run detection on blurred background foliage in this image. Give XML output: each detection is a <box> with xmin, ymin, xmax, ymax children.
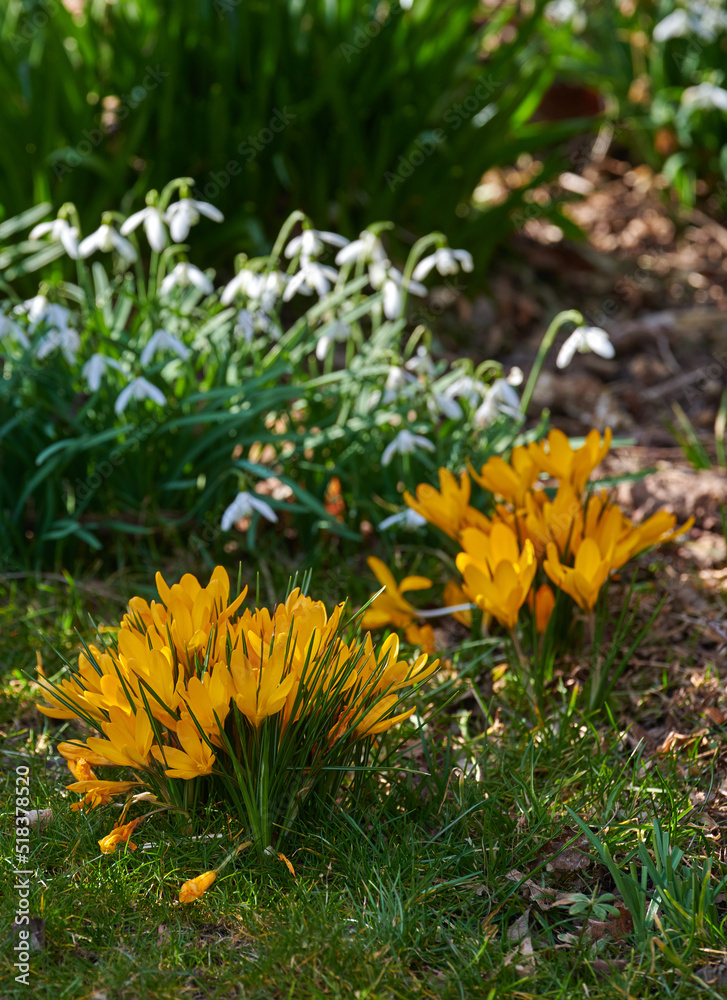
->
<box><xmin>2</xmin><ymin>1</ymin><xmax>727</xmax><ymax>268</ymax></box>
<box><xmin>0</xmin><ymin>0</ymin><xmax>593</xmax><ymax>269</ymax></box>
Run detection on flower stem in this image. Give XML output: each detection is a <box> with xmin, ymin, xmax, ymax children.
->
<box><xmin>519</xmin><ymin>309</ymin><xmax>584</xmax><ymax>416</ymax></box>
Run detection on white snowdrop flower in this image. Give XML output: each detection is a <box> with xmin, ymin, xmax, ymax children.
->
<box><xmin>427</xmin><ymin>393</ymin><xmax>463</xmax><ymax>421</ymax></box>
<box><xmin>335</xmin><ymin>230</ymin><xmax>387</xmax><ymax>267</ymax></box>
<box><xmin>654</xmin><ymin>3</ymin><xmax>727</xmax><ymax>42</ymax></box>
<box><xmin>120</xmin><ymin>206</ymin><xmax>168</xmax><ymax>253</ymax></box>
<box><xmin>315</xmin><ymin>320</ymin><xmax>352</xmax><ymax>360</ymax></box>
<box><xmin>140</xmin><ymin>328</ymin><xmax>191</xmax><ymax>367</ymax></box>
<box><xmin>556</xmin><ymin>325</ymin><xmax>615</xmax><ymax>369</ymax></box>
<box><xmin>681</xmin><ymin>82</ymin><xmax>727</xmax><ymax>112</ymax></box>
<box><xmin>412</xmin><ymin>247</ymin><xmax>474</xmax><ymax>282</ymax></box>
<box><xmin>78</xmin><ymin>223</ymin><xmax>137</xmax><ymax>262</ymax></box>
<box><xmin>0</xmin><ymin>313</ymin><xmax>30</xmax><ymax>349</ymax></box>
<box><xmin>114</xmin><ymin>376</ymin><xmax>166</xmax><ymax>415</ymax></box>
<box><xmin>221</xmin><ymin>269</ymin><xmax>262</xmax><ymax>305</ymax></box>
<box><xmin>29</xmin><ymin>217</ymin><xmax>80</xmax><ymax>259</ymax></box>
<box><xmin>35</xmin><ymin>327</ymin><xmax>81</xmax><ymax>365</ymax></box>
<box><xmin>378</xmin><ymin>508</ymin><xmax>427</xmax><ymax>531</ymax></box>
<box><xmin>545</xmin><ymin>0</ymin><xmax>586</xmax><ymax>29</ymax></box>
<box><xmin>15</xmin><ymin>296</ymin><xmax>73</xmax><ymax>333</ymax></box>
<box><xmin>653</xmin><ymin>8</ymin><xmax>691</xmax><ymax>40</ymax></box>
<box><xmin>283</xmin><ymin>260</ymin><xmax>339</xmax><ymax>301</ymax></box>
<box><xmin>285</xmin><ymin>229</ymin><xmax>349</xmax><ymax>260</ymax></box>
<box><xmin>160</xmin><ymin>262</ymin><xmax>214</xmax><ymax>297</ymax></box>
<box><xmin>221</xmin><ymin>491</ymin><xmax>278</xmax><ymax>530</ymax></box>
<box><xmin>399</xmin><ymin>0</ymin><xmax>413</xmax><ymax>9</ymax></box>
<box><xmin>381</xmin><ymin>429</ymin><xmax>436</xmax><ymax>467</ymax></box>
<box><xmin>382</xmin><ymin>365</ymin><xmax>417</xmax><ymax>403</ymax></box>
<box><xmin>164</xmin><ymin>198</ymin><xmax>224</xmax><ymax>243</ymax></box>
<box><xmin>259</xmin><ymin>271</ymin><xmax>289</xmax><ymax>312</ymax></box>
<box><xmin>441</xmin><ymin>374</ymin><xmax>489</xmax><ymax>407</ymax></box>
<box><xmin>234</xmin><ymin>309</ymin><xmax>256</xmax><ymax>344</ymax></box>
<box><xmin>405</xmin><ymin>346</ymin><xmax>435</xmax><ymax>377</ymax></box>
<box><xmin>375</xmin><ymin>266</ymin><xmax>427</xmax><ymax>320</ymax></box>
<box><xmin>82</xmin><ymin>353</ymin><xmax>125</xmax><ymax>392</ymax></box>
<box><xmin>507</xmin><ymin>366</ymin><xmax>524</xmax><ymax>387</ymax></box>
<box><xmin>473</xmin><ymin>379</ymin><xmax>523</xmax><ymax>428</ymax></box>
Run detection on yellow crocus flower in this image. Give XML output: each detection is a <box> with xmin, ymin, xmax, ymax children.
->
<box><xmin>98</xmin><ymin>817</ymin><xmax>142</xmax><ymax>854</ymax></box>
<box><xmin>86</xmin><ymin>705</ymin><xmax>154</xmax><ymax>768</ymax></box>
<box><xmin>456</xmin><ymin>523</ymin><xmax>537</xmax><ymax>629</ymax></box>
<box><xmin>543</xmin><ymin>538</ymin><xmax>613</xmax><ymax>611</ymax></box>
<box><xmin>151</xmin><ymin>718</ymin><xmax>215</xmax><ymax>779</ymax></box>
<box><xmin>229</xmin><ymin>642</ymin><xmax>296</xmax><ymax>728</ymax></box>
<box><xmin>528</xmin><ymin>428</ymin><xmax>612</xmax><ymax>494</ymax></box>
<box><xmin>404</xmin><ymin>468</ymin><xmax>490</xmax><ymax>540</ymax></box>
<box><xmin>470</xmin><ymin>445</ymin><xmax>540</xmax><ymax>507</ymax></box>
<box><xmin>179</xmin><ymin>870</ymin><xmax>216</xmax><ymax>903</ymax></box>
<box><xmin>360</xmin><ymin>557</ymin><xmax>432</xmax><ymax>631</ymax></box>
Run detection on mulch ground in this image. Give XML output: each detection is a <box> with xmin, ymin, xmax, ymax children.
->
<box><xmin>435</xmin><ymin>149</ymin><xmax>727</xmax><ymax>831</ymax></box>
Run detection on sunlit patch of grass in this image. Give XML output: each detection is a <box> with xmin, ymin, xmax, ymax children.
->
<box><xmin>1</xmin><ymin>573</ymin><xmax>726</xmax><ymax>999</ymax></box>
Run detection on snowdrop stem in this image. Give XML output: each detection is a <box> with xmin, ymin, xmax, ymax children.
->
<box><xmin>519</xmin><ymin>309</ymin><xmax>584</xmax><ymax>417</ymax></box>
<box><xmin>133</xmin><ymin>244</ymin><xmax>149</xmax><ymax>304</ymax></box>
<box><xmin>146</xmin><ymin>249</ymin><xmax>161</xmax><ymax>300</ymax></box>
<box><xmin>400</xmin><ymin>232</ymin><xmax>445</xmax><ymax>315</ymax></box>
<box><xmin>269</xmin><ymin>211</ymin><xmax>309</xmax><ymax>268</ymax></box>
<box><xmin>416</xmin><ymin>602</ymin><xmax>474</xmax><ymax>619</ymax></box>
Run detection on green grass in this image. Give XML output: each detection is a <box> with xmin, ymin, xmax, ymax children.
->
<box><xmin>2</xmin><ymin>574</ymin><xmax>726</xmax><ymax>999</ymax></box>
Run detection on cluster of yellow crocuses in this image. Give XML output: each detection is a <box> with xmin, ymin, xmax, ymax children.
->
<box><xmin>38</xmin><ymin>567</ymin><xmax>437</xmax><ymax>859</ymax></box>
<box><xmin>364</xmin><ymin>428</ymin><xmax>692</xmax><ymax>638</ymax></box>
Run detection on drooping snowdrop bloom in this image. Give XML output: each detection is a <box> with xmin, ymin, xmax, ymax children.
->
<box><xmin>221</xmin><ymin>269</ymin><xmax>263</xmax><ymax>305</ymax></box>
<box><xmin>284</xmin><ymin>229</ymin><xmax>349</xmax><ymax>260</ymax></box>
<box><xmin>120</xmin><ymin>206</ymin><xmax>168</xmax><ymax>252</ymax></box>
<box><xmin>258</xmin><ymin>271</ymin><xmax>289</xmax><ymax>312</ymax></box>
<box><xmin>335</xmin><ymin>229</ymin><xmax>388</xmax><ymax>268</ymax></box>
<box><xmin>681</xmin><ymin>82</ymin><xmax>727</xmax><ymax>113</ymax></box>
<box><xmin>29</xmin><ymin>217</ymin><xmax>80</xmax><ymax>259</ymax></box>
<box><xmin>405</xmin><ymin>346</ymin><xmax>435</xmax><ymax>378</ymax></box>
<box><xmin>412</xmin><ymin>247</ymin><xmax>473</xmax><ymax>281</ymax></box>
<box><xmin>160</xmin><ymin>262</ymin><xmax>214</xmax><ymax>297</ymax></box>
<box><xmin>114</xmin><ymin>377</ymin><xmax>166</xmax><ymax>416</ymax></box>
<box><xmin>140</xmin><ymin>329</ymin><xmax>191</xmax><ymax>367</ymax></box>
<box><xmin>427</xmin><ymin>393</ymin><xmax>463</xmax><ymax>421</ymax></box>
<box><xmin>441</xmin><ymin>374</ymin><xmax>489</xmax><ymax>407</ymax></box>
<box><xmin>381</xmin><ymin>429</ymin><xmax>436</xmax><ymax>467</ymax></box>
<box><xmin>507</xmin><ymin>366</ymin><xmax>524</xmax><ymax>386</ymax></box>
<box><xmin>82</xmin><ymin>353</ymin><xmax>126</xmax><ymax>392</ymax></box>
<box><xmin>14</xmin><ymin>296</ymin><xmax>72</xmax><ymax>333</ymax></box>
<box><xmin>473</xmin><ymin>379</ymin><xmax>523</xmax><ymax>428</ymax></box>
<box><xmin>654</xmin><ymin>2</ymin><xmax>727</xmax><ymax>42</ymax></box>
<box><xmin>382</xmin><ymin>365</ymin><xmax>417</xmax><ymax>403</ymax></box>
<box><xmin>283</xmin><ymin>259</ymin><xmax>339</xmax><ymax>300</ymax></box>
<box><xmin>369</xmin><ymin>261</ymin><xmax>427</xmax><ymax>320</ymax></box>
<box><xmin>378</xmin><ymin>508</ymin><xmax>427</xmax><ymax>531</ymax></box>
<box><xmin>556</xmin><ymin>325</ymin><xmax>615</xmax><ymax>369</ymax></box>
<box><xmin>234</xmin><ymin>309</ymin><xmax>255</xmax><ymax>344</ymax></box>
<box><xmin>35</xmin><ymin>327</ymin><xmax>81</xmax><ymax>365</ymax></box>
<box><xmin>0</xmin><ymin>313</ymin><xmax>30</xmax><ymax>349</ymax></box>
<box><xmin>164</xmin><ymin>198</ymin><xmax>224</xmax><ymax>243</ymax></box>
<box><xmin>221</xmin><ymin>491</ymin><xmax>278</xmax><ymax>530</ymax></box>
<box><xmin>78</xmin><ymin>223</ymin><xmax>137</xmax><ymax>262</ymax></box>
<box><xmin>315</xmin><ymin>320</ymin><xmax>352</xmax><ymax>360</ymax></box>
